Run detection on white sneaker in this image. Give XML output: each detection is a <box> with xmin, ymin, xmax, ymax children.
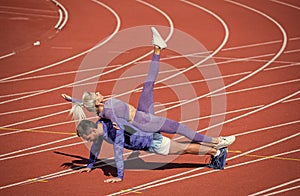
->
<box><xmin>151</xmin><ymin>27</ymin><xmax>167</xmax><ymax>49</ymax></box>
<box><xmin>214</xmin><ymin>136</ymin><xmax>236</xmax><ymax>149</ymax></box>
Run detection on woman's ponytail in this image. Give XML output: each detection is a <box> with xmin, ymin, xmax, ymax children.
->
<box><xmin>70</xmin><ymin>103</ymin><xmax>86</xmax><ymax>121</ymax></box>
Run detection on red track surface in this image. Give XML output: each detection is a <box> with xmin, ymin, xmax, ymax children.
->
<box><xmin>0</xmin><ymin>0</ymin><xmax>299</xmax><ymax>195</ymax></box>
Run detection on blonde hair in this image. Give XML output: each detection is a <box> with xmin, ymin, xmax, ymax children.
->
<box><xmin>69</xmin><ymin>92</ymin><xmax>97</xmax><ymax>121</ymax></box>
<box><xmin>82</xmin><ymin>92</ymin><xmax>97</xmax><ymax>112</ymax></box>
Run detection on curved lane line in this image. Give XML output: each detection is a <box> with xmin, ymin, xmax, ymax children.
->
<box><xmin>51</xmin><ymin>0</ymin><xmax>68</xmax><ymax>30</ymax></box>
<box><xmin>270</xmin><ymin>0</ymin><xmax>300</xmax><ymax>10</ymax></box>
<box><xmin>108</xmin><ymin>0</ymin><xmax>291</xmax><ymax>193</ymax></box>
<box><xmin>155</xmin><ymin>0</ymin><xmax>287</xmax><ymax>114</ymax></box>
<box><xmin>0</xmin><ymin>0</ymin><xmax>175</xmax><ymax>106</ymax></box>
<box><xmin>1</xmin><ymin>36</ymin><xmax>298</xmax><ymax>83</ymax></box>
<box><xmin>0</xmin><ymin>0</ymin><xmax>174</xmax><ymax>130</ymax></box>
<box><xmin>0</xmin><ymin>0</ymin><xmax>296</xmax><ymax>191</ymax></box>
<box><xmin>0</xmin><ymin>0</ymin><xmax>175</xmax><ymax>157</ymax></box>
<box><xmin>108</xmin><ymin>89</ymin><xmax>300</xmax><ymax>195</ymax></box>
<box><xmin>113</xmin><ymin>0</ymin><xmax>229</xmax><ymax>100</ymax></box>
<box><xmin>54</xmin><ymin>9</ymin><xmax>63</xmax><ymax>29</ymax></box>
<box><xmin>0</xmin><ymin>0</ymin><xmax>121</xmax><ymax>82</ymax></box>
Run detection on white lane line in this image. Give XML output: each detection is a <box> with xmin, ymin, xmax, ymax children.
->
<box><xmin>233</xmin><ymin>120</ymin><xmax>300</xmax><ymax>137</ymax></box>
<box><xmin>0</xmin><ymin>63</ymin><xmax>124</xmax><ymax>83</ymax></box>
<box><xmin>136</xmin><ymin>0</ymin><xmax>174</xmax><ymax>41</ymax></box>
<box><xmin>249</xmin><ymin>178</ymin><xmax>300</xmax><ymax>196</ymax></box>
<box><xmin>0</xmin><ymin>5</ymin><xmax>57</xmax><ymax>13</ymax></box>
<box><xmin>0</xmin><ymin>102</ymin><xmax>256</xmax><ymax>159</ymax></box>
<box><xmin>112</xmin><ymin>0</ymin><xmax>229</xmax><ymax>101</ymax></box>
<box><xmin>0</xmin><ymin>141</ymin><xmax>85</xmax><ymax>161</ymax></box>
<box><xmin>283</xmin><ymin>97</ymin><xmax>300</xmax><ymax>103</ymax></box>
<box><xmin>108</xmin><ymin>134</ymin><xmax>300</xmax><ymax>195</ymax></box>
<box><xmin>284</xmin><ymin>48</ymin><xmax>300</xmax><ymax>54</ymax></box>
<box><xmin>1</xmin><ymin>36</ymin><xmax>298</xmax><ymax>83</ymax></box>
<box><xmin>0</xmin><ymin>0</ymin><xmax>294</xmax><ymax>157</ymax></box>
<box><xmin>161</xmin><ymin>87</ymin><xmax>300</xmax><ymax>145</ymax></box>
<box><xmin>1</xmin><ymin>120</ymin><xmax>298</xmax><ymax>190</ymax></box>
<box><xmin>0</xmin><ymin>90</ymin><xmax>44</xmax><ymax>99</ymax></box>
<box><xmin>0</xmin><ymin>0</ymin><xmax>174</xmax><ymax>134</ymax></box>
<box><xmin>0</xmin><ymin>0</ymin><xmax>175</xmax><ymax>107</ymax></box>
<box><xmin>54</xmin><ymin>9</ymin><xmax>63</xmax><ymax>29</ymax></box>
<box><xmin>0</xmin><ymin>10</ymin><xmax>58</xmax><ymax>18</ymax></box>
<box><xmin>154</xmin><ymin>0</ymin><xmax>288</xmax><ymax>116</ymax></box>
<box><xmin>0</xmin><ymin>136</ymin><xmax>77</xmax><ymax>158</ymax></box>
<box><xmin>0</xmin><ymin>0</ymin><xmax>224</xmax><ymax>139</ymax></box>
<box><xmin>222</xmin><ymin>39</ymin><xmax>282</xmax><ymax>51</ymax></box>
<box><xmin>0</xmin><ymin>102</ymin><xmax>68</xmax><ymax>116</ymax></box>
<box><xmin>51</xmin><ymin>0</ymin><xmax>68</xmax><ymax>30</ymax></box>
<box><xmin>0</xmin><ymin>24</ymin><xmax>296</xmax><ymax>196</ymax></box>
<box><xmin>4</xmin><ymin>49</ymin><xmax>297</xmax><ymax>102</ymax></box>
<box><xmin>0</xmin><ymin>0</ymin><xmax>296</xmax><ymax>192</ymax></box>
<box><xmin>262</xmin><ymin>185</ymin><xmax>300</xmax><ymax>196</ymax></box>
<box><xmin>0</xmin><ymin>52</ymin><xmax>16</xmax><ymax>60</ymax></box>
<box><xmin>158</xmin><ymin>0</ymin><xmax>228</xmax><ymax>85</ymax></box>
<box><xmin>1</xmin><ymin>60</ymin><xmax>298</xmax><ymax>136</ymax></box>
<box><xmin>1</xmin><ymin>98</ymin><xmax>299</xmax><ymax>161</ymax></box>
<box><xmin>108</xmin><ymin>1</ymin><xmax>292</xmax><ymax>193</ymax></box>
<box><xmin>264</xmin><ymin>61</ymin><xmax>300</xmax><ymax>71</ymax></box>
<box><xmin>209</xmin><ymin>78</ymin><xmax>300</xmax><ymax>97</ymax></box>
<box><xmin>1</xmin><ymin>85</ymin><xmax>298</xmax><ymax>159</ymax></box>
<box><xmin>0</xmin><ymin>0</ymin><xmax>121</xmax><ymax>82</ymax></box>
<box><xmin>270</xmin><ymin>0</ymin><xmax>300</xmax><ymax>10</ymax></box>
<box><xmin>0</xmin><ymin>109</ymin><xmax>69</xmax><ymax>130</ymax></box>
<box><xmin>0</xmin><ymin>151</ymin><xmax>133</xmax><ymax>190</ymax></box>
<box><xmin>0</xmin><ymin>114</ymin><xmax>98</xmax><ymax>137</ymax></box>
<box><xmin>0</xmin><ymin>0</ymin><xmax>296</xmax><ymax>188</ymax></box>
<box><xmin>290</xmin><ymin>37</ymin><xmax>300</xmax><ymax>41</ymax></box>
<box><xmin>1</xmin><ymin>51</ymin><xmax>299</xmax><ymax>103</ymax></box>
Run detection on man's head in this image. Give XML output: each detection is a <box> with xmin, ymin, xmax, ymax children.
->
<box><xmin>77</xmin><ymin>120</ymin><xmax>103</xmax><ymax>142</ymax></box>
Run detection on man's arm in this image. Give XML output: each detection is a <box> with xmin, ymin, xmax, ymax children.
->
<box><xmin>78</xmin><ymin>136</ymin><xmax>103</xmax><ymax>172</ymax></box>
<box><xmin>104</xmin><ymin>128</ymin><xmax>125</xmax><ymax>183</ymax></box>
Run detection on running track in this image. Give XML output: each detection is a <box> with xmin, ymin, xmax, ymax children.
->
<box><xmin>0</xmin><ymin>0</ymin><xmax>299</xmax><ymax>195</ymax></box>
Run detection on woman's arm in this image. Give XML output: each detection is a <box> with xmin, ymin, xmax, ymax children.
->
<box><xmin>61</xmin><ymin>94</ymin><xmax>83</xmax><ymax>104</ymax></box>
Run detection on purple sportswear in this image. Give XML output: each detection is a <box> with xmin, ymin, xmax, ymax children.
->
<box><xmin>99</xmin><ymin>54</ymin><xmax>213</xmax><ymax>143</ymax></box>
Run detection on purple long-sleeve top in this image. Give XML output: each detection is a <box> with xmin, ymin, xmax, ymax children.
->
<box><xmin>99</xmin><ymin>98</ymin><xmax>132</xmax><ymax>123</ymax></box>
<box><xmin>87</xmin><ymin>118</ymin><xmax>153</xmax><ymax>180</ymax></box>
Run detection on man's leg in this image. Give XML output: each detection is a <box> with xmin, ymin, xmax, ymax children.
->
<box><xmin>168</xmin><ymin>140</ymin><xmax>217</xmax><ymax>156</ymax></box>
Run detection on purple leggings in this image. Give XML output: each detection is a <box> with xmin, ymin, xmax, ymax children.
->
<box><xmin>132</xmin><ymin>54</ymin><xmax>212</xmax><ymax>143</ymax></box>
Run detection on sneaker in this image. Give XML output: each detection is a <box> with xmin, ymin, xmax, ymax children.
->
<box><xmin>151</xmin><ymin>27</ymin><xmax>167</xmax><ymax>49</ymax></box>
<box><xmin>207</xmin><ymin>147</ymin><xmax>228</xmax><ymax>170</ymax></box>
<box><xmin>214</xmin><ymin>135</ymin><xmax>236</xmax><ymax>149</ymax></box>
<box><xmin>61</xmin><ymin>94</ymin><xmax>72</xmax><ymax>102</ymax></box>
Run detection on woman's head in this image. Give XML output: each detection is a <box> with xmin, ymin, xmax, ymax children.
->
<box><xmin>82</xmin><ymin>92</ymin><xmax>104</xmax><ymax>112</ymax></box>
<box><xmin>69</xmin><ymin>91</ymin><xmax>104</xmax><ymax>121</ymax></box>
<box><xmin>82</xmin><ymin>92</ymin><xmax>97</xmax><ymax>112</ymax></box>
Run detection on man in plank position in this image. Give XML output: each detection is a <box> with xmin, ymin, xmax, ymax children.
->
<box><xmin>76</xmin><ymin>118</ymin><xmax>229</xmax><ymax>183</ymax></box>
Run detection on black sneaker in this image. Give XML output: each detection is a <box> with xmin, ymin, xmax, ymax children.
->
<box><xmin>207</xmin><ymin>147</ymin><xmax>228</xmax><ymax>170</ymax></box>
